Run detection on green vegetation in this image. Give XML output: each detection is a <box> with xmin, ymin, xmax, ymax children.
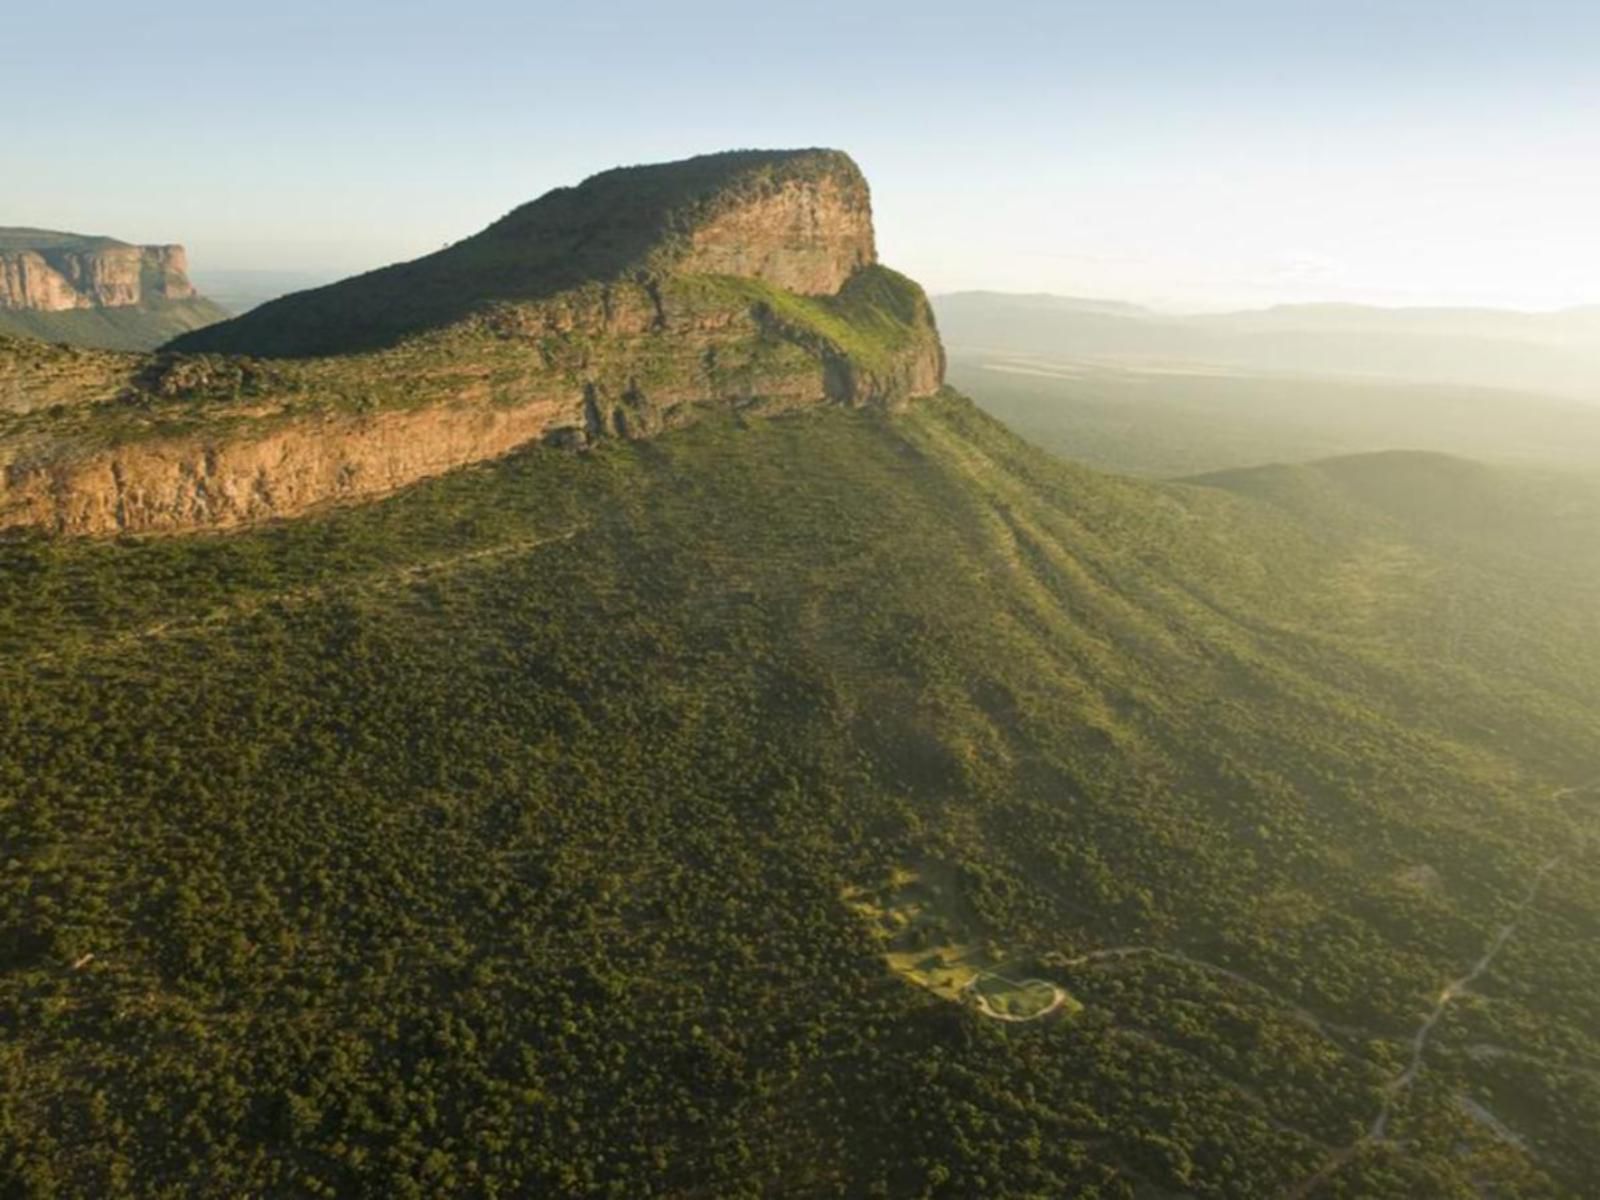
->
<box><xmin>0</xmin><ymin>297</ymin><xmax>231</xmax><ymax>354</ymax></box>
<box><xmin>0</xmin><ymin>336</ymin><xmax>141</xmax><ymax>417</ymax></box>
<box><xmin>170</xmin><ymin>149</ymin><xmax>869</xmax><ymax>358</ymax></box>
<box><xmin>2</xmin><ymin>392</ymin><xmax>1598</xmax><ymax>1196</ymax></box>
<box><xmin>0</xmin><ymin>229</ymin><xmax>127</xmax><ymax>254</ymax></box>
<box><xmin>671</xmin><ymin>265</ymin><xmax>936</xmax><ymax>374</ymax></box>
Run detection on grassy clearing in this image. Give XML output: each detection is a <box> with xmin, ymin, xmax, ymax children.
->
<box><xmin>969</xmin><ymin>973</ymin><xmax>1077</xmax><ymax>1021</ymax></box>
<box><xmin>845</xmin><ymin>862</ymin><xmax>1078</xmax><ymax>1019</ymax></box>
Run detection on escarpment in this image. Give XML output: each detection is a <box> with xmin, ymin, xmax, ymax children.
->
<box><xmin>0</xmin><ymin>234</ymin><xmax>198</xmax><ymax>312</ymax></box>
<box><xmin>2</xmin><ymin>150</ymin><xmax>944</xmax><ymax>536</ymax></box>
<box><xmin>0</xmin><ymin>228</ymin><xmax>228</xmax><ymax>351</ymax></box>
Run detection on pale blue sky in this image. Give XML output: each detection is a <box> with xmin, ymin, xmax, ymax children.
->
<box><xmin>12</xmin><ymin>0</ymin><xmax>1600</xmax><ymax>308</ymax></box>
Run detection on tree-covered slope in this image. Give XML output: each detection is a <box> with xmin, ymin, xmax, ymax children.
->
<box><xmin>3</xmin><ymin>394</ymin><xmax>1598</xmax><ymax>1197</ymax></box>
<box><xmin>0</xmin><ymin>298</ymin><xmax>231</xmax><ymax>354</ymax></box>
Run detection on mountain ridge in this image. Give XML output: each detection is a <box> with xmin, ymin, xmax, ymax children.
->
<box><xmin>936</xmin><ymin>290</ymin><xmax>1600</xmax><ymax>399</ymax></box>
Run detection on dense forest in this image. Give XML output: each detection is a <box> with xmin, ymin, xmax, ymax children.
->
<box><xmin>3</xmin><ymin>392</ymin><xmax>1598</xmax><ymax>1197</ymax></box>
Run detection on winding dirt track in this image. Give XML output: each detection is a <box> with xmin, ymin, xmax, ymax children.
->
<box><xmin>1368</xmin><ymin>858</ymin><xmax>1560</xmax><ymax>1140</ymax></box>
<box><xmin>1284</xmin><ymin>851</ymin><xmax>1567</xmax><ymax>1198</ymax></box>
<box><xmin>1035</xmin><ymin>790</ymin><xmax>1593</xmax><ymax>1199</ymax></box>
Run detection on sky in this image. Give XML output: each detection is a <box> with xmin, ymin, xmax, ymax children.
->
<box><xmin>10</xmin><ymin>0</ymin><xmax>1600</xmax><ymax>311</ymax></box>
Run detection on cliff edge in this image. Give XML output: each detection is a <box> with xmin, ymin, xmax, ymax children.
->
<box><xmin>2</xmin><ymin>149</ymin><xmax>944</xmax><ymax>536</ymax></box>
<box><xmin>0</xmin><ymin>229</ymin><xmax>228</xmax><ymax>351</ymax></box>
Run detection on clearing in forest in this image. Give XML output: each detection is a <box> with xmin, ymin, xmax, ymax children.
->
<box><xmin>844</xmin><ymin>862</ymin><xmax>1080</xmax><ymax>1022</ymax></box>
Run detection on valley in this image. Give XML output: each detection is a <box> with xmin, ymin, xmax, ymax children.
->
<box><xmin>945</xmin><ymin>351</ymin><xmax>1600</xmax><ymax>478</ymax></box>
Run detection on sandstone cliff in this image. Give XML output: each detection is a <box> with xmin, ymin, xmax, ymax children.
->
<box><xmin>2</xmin><ymin>150</ymin><xmax>944</xmax><ymax>537</ymax></box>
<box><xmin>0</xmin><ymin>231</ymin><xmax>198</xmax><ymax>312</ymax></box>
<box><xmin>0</xmin><ymin>229</ymin><xmax>227</xmax><ymax>352</ymax></box>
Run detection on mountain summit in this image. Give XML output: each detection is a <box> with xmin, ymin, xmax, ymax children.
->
<box><xmin>171</xmin><ymin>149</ymin><xmax>889</xmax><ymax>357</ymax></box>
<box><xmin>2</xmin><ymin>150</ymin><xmax>943</xmax><ymax>535</ymax></box>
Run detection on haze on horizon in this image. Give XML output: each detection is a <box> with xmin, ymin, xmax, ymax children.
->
<box><xmin>10</xmin><ymin>0</ymin><xmax>1600</xmax><ymax>312</ymax></box>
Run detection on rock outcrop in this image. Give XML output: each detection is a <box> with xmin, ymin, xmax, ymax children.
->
<box><xmin>2</xmin><ymin>149</ymin><xmax>944</xmax><ymax>537</ymax></box>
<box><xmin>0</xmin><ymin>233</ymin><xmax>198</xmax><ymax>312</ymax></box>
<box><xmin>0</xmin><ymin>229</ymin><xmax>227</xmax><ymax>352</ymax></box>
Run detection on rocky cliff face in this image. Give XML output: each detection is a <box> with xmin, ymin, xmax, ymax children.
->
<box><xmin>674</xmin><ymin>162</ymin><xmax>875</xmax><ymax>294</ymax></box>
<box><xmin>2</xmin><ymin>150</ymin><xmax>944</xmax><ymax>537</ymax></box>
<box><xmin>0</xmin><ymin>235</ymin><xmax>198</xmax><ymax>312</ymax></box>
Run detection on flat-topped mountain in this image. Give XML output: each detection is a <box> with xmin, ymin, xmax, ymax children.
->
<box><xmin>171</xmin><ymin>149</ymin><xmax>883</xmax><ymax>357</ymax></box>
<box><xmin>0</xmin><ymin>228</ymin><xmax>227</xmax><ymax>350</ymax></box>
<box><xmin>1</xmin><ymin>150</ymin><xmax>943</xmax><ymax>535</ymax></box>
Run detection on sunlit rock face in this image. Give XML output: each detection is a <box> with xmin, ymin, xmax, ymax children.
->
<box><xmin>0</xmin><ymin>238</ymin><xmax>197</xmax><ymax>312</ymax></box>
<box><xmin>2</xmin><ymin>150</ymin><xmax>946</xmax><ymax>537</ymax></box>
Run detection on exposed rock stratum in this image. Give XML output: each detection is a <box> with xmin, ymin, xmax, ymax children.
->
<box><xmin>1</xmin><ymin>149</ymin><xmax>944</xmax><ymax>536</ymax></box>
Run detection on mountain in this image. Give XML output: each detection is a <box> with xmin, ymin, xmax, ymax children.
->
<box><xmin>0</xmin><ymin>228</ymin><xmax>228</xmax><ymax>351</ymax></box>
<box><xmin>936</xmin><ymin>291</ymin><xmax>1600</xmax><ymax>402</ymax></box>
<box><xmin>0</xmin><ymin>150</ymin><xmax>941</xmax><ymax>536</ymax></box>
<box><xmin>171</xmin><ymin>148</ymin><xmax>883</xmax><ymax>358</ymax></box>
<box><xmin>4</xmin><ymin>152</ymin><xmax>1600</xmax><ymax>1198</ymax></box>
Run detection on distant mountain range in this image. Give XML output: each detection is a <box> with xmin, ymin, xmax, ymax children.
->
<box><xmin>0</xmin><ymin>227</ymin><xmax>228</xmax><ymax>350</ymax></box>
<box><xmin>935</xmin><ymin>291</ymin><xmax>1600</xmax><ymax>400</ymax></box>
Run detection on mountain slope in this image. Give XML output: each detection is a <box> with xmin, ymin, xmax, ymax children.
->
<box><xmin>1195</xmin><ymin>450</ymin><xmax>1600</xmax><ymax>578</ymax></box>
<box><xmin>3</xmin><ymin>393</ymin><xmax>1597</xmax><ymax>1198</ymax></box>
<box><xmin>0</xmin><ymin>227</ymin><xmax>228</xmax><ymax>351</ymax></box>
